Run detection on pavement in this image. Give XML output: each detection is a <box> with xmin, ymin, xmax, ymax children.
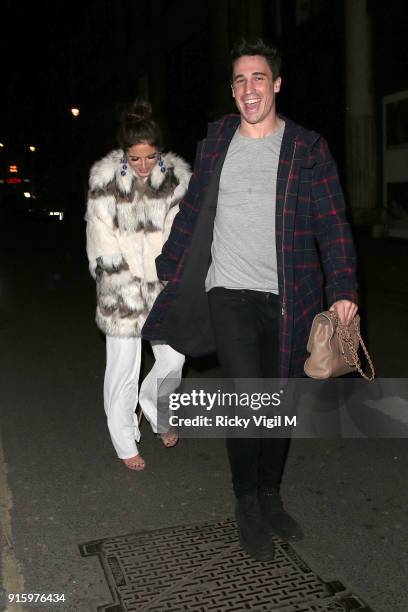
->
<box><xmin>0</xmin><ymin>216</ymin><xmax>407</xmax><ymax>612</ymax></box>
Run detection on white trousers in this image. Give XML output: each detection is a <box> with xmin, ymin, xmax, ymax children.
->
<box><xmin>104</xmin><ymin>337</ymin><xmax>185</xmax><ymax>459</ymax></box>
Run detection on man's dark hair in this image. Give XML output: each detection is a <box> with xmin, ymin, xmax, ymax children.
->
<box><xmin>230</xmin><ymin>38</ymin><xmax>282</xmax><ymax>82</ymax></box>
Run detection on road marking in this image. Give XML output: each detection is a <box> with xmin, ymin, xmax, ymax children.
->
<box><xmin>0</xmin><ymin>431</ymin><xmax>25</xmax><ymax>611</ymax></box>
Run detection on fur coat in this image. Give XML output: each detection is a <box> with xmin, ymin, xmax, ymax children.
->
<box><xmin>86</xmin><ymin>149</ymin><xmax>191</xmax><ymax>337</ymax></box>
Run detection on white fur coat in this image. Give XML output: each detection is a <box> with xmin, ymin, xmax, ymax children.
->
<box><xmin>86</xmin><ymin>149</ymin><xmax>191</xmax><ymax>337</ymax></box>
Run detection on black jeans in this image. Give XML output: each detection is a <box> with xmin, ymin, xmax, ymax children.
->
<box><xmin>208</xmin><ymin>287</ymin><xmax>289</xmax><ymax>497</ymax></box>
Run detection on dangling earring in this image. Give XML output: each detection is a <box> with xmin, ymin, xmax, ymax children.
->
<box><xmin>120</xmin><ymin>156</ymin><xmax>127</xmax><ymax>176</ymax></box>
<box><xmin>157</xmin><ymin>153</ymin><xmax>166</xmax><ymax>173</ymax></box>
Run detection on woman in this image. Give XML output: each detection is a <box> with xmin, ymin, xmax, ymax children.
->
<box><xmin>86</xmin><ymin>100</ymin><xmax>190</xmax><ymax>470</ymax></box>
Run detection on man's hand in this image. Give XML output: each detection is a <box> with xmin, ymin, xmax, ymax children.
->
<box><xmin>329</xmin><ymin>300</ymin><xmax>358</xmax><ymax>325</ymax></box>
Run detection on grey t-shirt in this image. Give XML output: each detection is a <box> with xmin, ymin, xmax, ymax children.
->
<box><xmin>205</xmin><ymin>123</ymin><xmax>284</xmax><ymax>293</ymax></box>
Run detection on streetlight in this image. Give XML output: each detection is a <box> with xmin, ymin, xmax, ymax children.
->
<box><xmin>70</xmin><ymin>107</ymin><xmax>80</xmax><ymax>118</ymax></box>
<box><xmin>28</xmin><ymin>145</ymin><xmax>36</xmax><ymax>152</ymax></box>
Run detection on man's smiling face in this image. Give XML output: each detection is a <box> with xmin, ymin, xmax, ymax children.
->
<box><xmin>231</xmin><ymin>55</ymin><xmax>281</xmax><ymax>128</ymax></box>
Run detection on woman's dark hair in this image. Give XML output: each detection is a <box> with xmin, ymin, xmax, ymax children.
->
<box><xmin>117</xmin><ymin>99</ymin><xmax>162</xmax><ymax>151</ymax></box>
<box><xmin>230</xmin><ymin>38</ymin><xmax>282</xmax><ymax>82</ymax></box>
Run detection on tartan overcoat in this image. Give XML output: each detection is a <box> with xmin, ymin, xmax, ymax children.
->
<box><xmin>142</xmin><ymin>114</ymin><xmax>358</xmax><ymax>378</ymax></box>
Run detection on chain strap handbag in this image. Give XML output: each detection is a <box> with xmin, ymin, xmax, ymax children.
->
<box><xmin>304</xmin><ymin>311</ymin><xmax>375</xmax><ymax>380</ymax></box>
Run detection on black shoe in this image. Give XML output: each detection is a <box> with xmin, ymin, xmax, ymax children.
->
<box><xmin>258</xmin><ymin>488</ymin><xmax>304</xmax><ymax>541</ymax></box>
<box><xmin>235</xmin><ymin>494</ymin><xmax>276</xmax><ymax>561</ymax></box>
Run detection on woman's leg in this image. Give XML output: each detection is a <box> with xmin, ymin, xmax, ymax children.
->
<box><xmin>104</xmin><ymin>335</ymin><xmax>142</xmax><ymax>459</ymax></box>
<box><xmin>139</xmin><ymin>342</ymin><xmax>185</xmax><ymax>435</ymax></box>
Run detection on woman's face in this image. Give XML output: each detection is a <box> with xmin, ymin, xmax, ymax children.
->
<box><xmin>127</xmin><ymin>141</ymin><xmax>158</xmax><ymax>180</ymax></box>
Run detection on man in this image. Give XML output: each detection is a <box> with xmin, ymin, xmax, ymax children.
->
<box><xmin>143</xmin><ymin>39</ymin><xmax>358</xmax><ymax>561</ymax></box>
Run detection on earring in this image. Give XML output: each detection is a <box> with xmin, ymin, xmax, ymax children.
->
<box><xmin>120</xmin><ymin>156</ymin><xmax>127</xmax><ymax>176</ymax></box>
<box><xmin>157</xmin><ymin>153</ymin><xmax>166</xmax><ymax>173</ymax></box>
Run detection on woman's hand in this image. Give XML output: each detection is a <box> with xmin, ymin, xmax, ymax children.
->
<box><xmin>96</xmin><ymin>254</ymin><xmax>128</xmax><ymax>273</ymax></box>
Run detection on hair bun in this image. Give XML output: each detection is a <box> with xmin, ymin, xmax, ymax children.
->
<box><xmin>117</xmin><ymin>99</ymin><xmax>162</xmax><ymax>150</ymax></box>
<box><xmin>126</xmin><ymin>100</ymin><xmax>152</xmax><ymax>122</ymax></box>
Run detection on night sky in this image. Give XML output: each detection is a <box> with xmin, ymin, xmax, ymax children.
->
<box><xmin>2</xmin><ymin>0</ymin><xmax>407</xmax><ymax>194</ymax></box>
<box><xmin>2</xmin><ymin>1</ymin><xmax>123</xmax><ymax>194</ymax></box>
<box><xmin>3</xmin><ymin>2</ymin><xmax>84</xmax><ymax>140</ymax></box>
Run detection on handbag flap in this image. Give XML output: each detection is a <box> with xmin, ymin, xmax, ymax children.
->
<box><xmin>306</xmin><ymin>311</ymin><xmax>335</xmax><ymax>353</ymax></box>
<box><xmin>305</xmin><ymin>310</ymin><xmax>359</xmax><ymax>379</ymax></box>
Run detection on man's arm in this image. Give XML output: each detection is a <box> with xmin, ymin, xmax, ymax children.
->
<box><xmin>156</xmin><ymin>142</ymin><xmax>203</xmax><ymax>281</ymax></box>
<box><xmin>311</xmin><ymin>137</ymin><xmax>358</xmax><ymax>323</ymax></box>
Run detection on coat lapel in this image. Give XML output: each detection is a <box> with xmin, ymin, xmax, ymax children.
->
<box><xmin>199</xmin><ymin>115</ymin><xmax>240</xmax><ymax>175</ymax></box>
<box><xmin>276</xmin><ymin>116</ymin><xmax>317</xmax><ymax>282</ymax></box>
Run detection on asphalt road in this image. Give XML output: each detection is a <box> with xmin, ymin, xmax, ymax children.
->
<box><xmin>0</xmin><ymin>216</ymin><xmax>407</xmax><ymax>612</ymax></box>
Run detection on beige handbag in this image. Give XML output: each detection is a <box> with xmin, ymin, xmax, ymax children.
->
<box><xmin>304</xmin><ymin>311</ymin><xmax>375</xmax><ymax>380</ymax></box>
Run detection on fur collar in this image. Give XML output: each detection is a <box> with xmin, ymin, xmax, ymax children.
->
<box><xmin>88</xmin><ymin>149</ymin><xmax>191</xmax><ymax>233</ymax></box>
<box><xmin>89</xmin><ymin>149</ymin><xmax>190</xmax><ymax>202</ymax></box>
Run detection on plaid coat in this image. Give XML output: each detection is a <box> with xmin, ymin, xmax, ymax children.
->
<box><xmin>143</xmin><ymin>114</ymin><xmax>358</xmax><ymax>378</ymax></box>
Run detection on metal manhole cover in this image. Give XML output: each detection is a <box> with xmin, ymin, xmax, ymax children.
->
<box><xmin>80</xmin><ymin>519</ymin><xmax>373</xmax><ymax>612</ymax></box>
